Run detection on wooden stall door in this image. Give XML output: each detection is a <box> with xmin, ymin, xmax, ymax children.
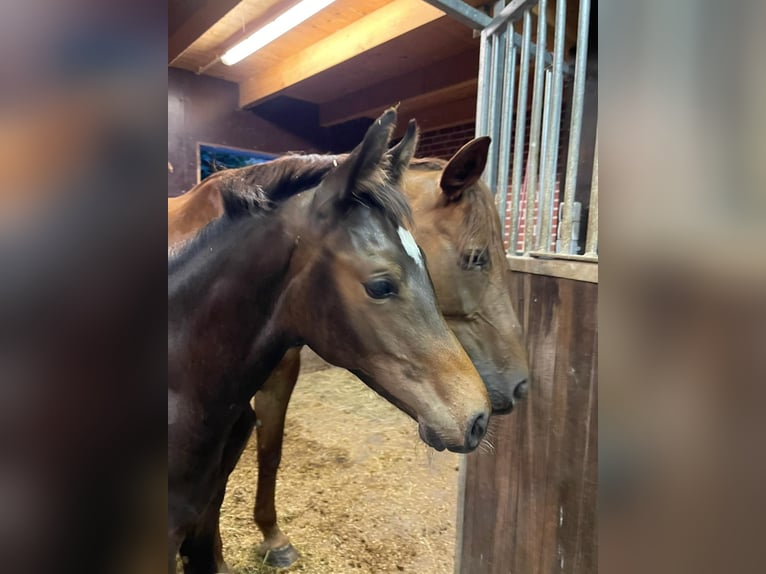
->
<box><xmin>457</xmin><ymin>272</ymin><xmax>597</xmax><ymax>574</ymax></box>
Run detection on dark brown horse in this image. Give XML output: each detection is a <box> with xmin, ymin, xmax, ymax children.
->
<box><xmin>168</xmin><ymin>110</ymin><xmax>491</xmax><ymax>573</ymax></box>
<box><xmin>169</xmin><ymin>135</ymin><xmax>530</xmax><ymax>569</ymax></box>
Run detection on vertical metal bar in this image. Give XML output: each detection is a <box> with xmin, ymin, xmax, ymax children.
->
<box><xmin>486</xmin><ymin>28</ymin><xmax>507</xmax><ymax>195</ymax></box>
<box><xmin>508</xmin><ymin>9</ymin><xmax>532</xmax><ymax>253</ymax></box>
<box><xmin>536</xmin><ymin>69</ymin><xmax>552</xmax><ymax>250</ymax></box>
<box><xmin>559</xmin><ymin>0</ymin><xmax>591</xmax><ymax>254</ymax></box>
<box><xmin>475</xmin><ymin>30</ymin><xmax>492</xmax><ymax>138</ymax></box>
<box><xmin>482</xmin><ymin>0</ymin><xmax>506</xmax><ymax>192</ymax></box>
<box><xmin>496</xmin><ymin>27</ymin><xmax>517</xmax><ymax>234</ymax></box>
<box><xmin>523</xmin><ymin>0</ymin><xmax>546</xmax><ymax>253</ymax></box>
<box><xmin>584</xmin><ymin>128</ymin><xmax>598</xmax><ymax>257</ymax></box>
<box><xmin>538</xmin><ymin>0</ymin><xmax>566</xmax><ymax>253</ymax></box>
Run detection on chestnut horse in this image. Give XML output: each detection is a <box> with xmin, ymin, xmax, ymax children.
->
<box><xmin>169</xmin><ymin>132</ymin><xmax>530</xmax><ymax>569</ymax></box>
<box><xmin>168</xmin><ymin>110</ymin><xmax>491</xmax><ymax>573</ymax></box>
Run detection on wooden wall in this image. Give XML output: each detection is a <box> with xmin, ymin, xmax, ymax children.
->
<box><xmin>457</xmin><ymin>271</ymin><xmax>597</xmax><ymax>574</ymax></box>
<box><xmin>167</xmin><ymin>68</ymin><xmax>318</xmax><ymax>197</ymax></box>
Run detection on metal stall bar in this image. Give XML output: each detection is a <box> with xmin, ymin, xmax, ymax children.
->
<box><xmin>484</xmin><ymin>0</ymin><xmax>572</xmax><ymax>75</ymax></box>
<box><xmin>559</xmin><ymin>0</ymin><xmax>591</xmax><ymax>254</ymax></box>
<box><xmin>508</xmin><ymin>9</ymin><xmax>532</xmax><ymax>253</ymax></box>
<box><xmin>523</xmin><ymin>0</ymin><xmax>546</xmax><ymax>253</ymax></box>
<box><xmin>536</xmin><ymin>0</ymin><xmax>566</xmax><ymax>252</ymax></box>
<box><xmin>475</xmin><ymin>29</ymin><xmax>493</xmax><ymax>140</ymax></box>
<box><xmin>495</xmin><ymin>25</ymin><xmax>517</xmax><ymax>224</ymax></box>
<box><xmin>421</xmin><ymin>0</ymin><xmax>491</xmax><ymax>29</ymax></box>
<box><xmin>485</xmin><ymin>24</ymin><xmax>507</xmax><ymax>194</ymax></box>
<box><xmin>486</xmin><ymin>0</ymin><xmax>540</xmax><ymax>32</ymax></box>
<box><xmin>584</xmin><ymin>127</ymin><xmax>598</xmax><ymax>257</ymax></box>
<box><xmin>483</xmin><ymin>0</ymin><xmax>507</xmax><ymax>192</ymax></box>
<box><xmin>537</xmin><ymin>68</ymin><xmax>552</xmax><ymax>250</ymax></box>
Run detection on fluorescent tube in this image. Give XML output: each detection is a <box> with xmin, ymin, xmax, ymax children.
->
<box><xmin>221</xmin><ymin>0</ymin><xmax>337</xmax><ymax>66</ymax></box>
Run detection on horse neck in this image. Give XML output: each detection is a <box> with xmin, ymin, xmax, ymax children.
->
<box><xmin>168</xmin><ymin>213</ymin><xmax>297</xmax><ymax>401</ymax></box>
<box><xmin>167</xmin><ymin>176</ymin><xmax>225</xmax><ymax>247</ymax></box>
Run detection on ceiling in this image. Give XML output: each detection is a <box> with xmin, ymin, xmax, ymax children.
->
<box><xmin>168</xmin><ymin>0</ymin><xmax>581</xmax><ymax>135</ymax></box>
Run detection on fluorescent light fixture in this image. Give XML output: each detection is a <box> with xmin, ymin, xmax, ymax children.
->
<box><xmin>221</xmin><ymin>0</ymin><xmax>337</xmax><ymax>66</ymax></box>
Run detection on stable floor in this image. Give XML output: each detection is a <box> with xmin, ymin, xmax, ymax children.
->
<box><xmin>220</xmin><ymin>360</ymin><xmax>461</xmax><ymax>573</ymax></box>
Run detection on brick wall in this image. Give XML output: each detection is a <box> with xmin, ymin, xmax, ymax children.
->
<box><xmin>416</xmin><ymin>122</ymin><xmax>476</xmax><ymax>159</ymax></box>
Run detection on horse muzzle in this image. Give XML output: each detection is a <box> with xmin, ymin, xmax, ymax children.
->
<box><xmin>483</xmin><ymin>373</ymin><xmax>530</xmax><ymax>414</ymax></box>
<box><xmin>418</xmin><ymin>411</ymin><xmax>489</xmax><ymax>453</ymax></box>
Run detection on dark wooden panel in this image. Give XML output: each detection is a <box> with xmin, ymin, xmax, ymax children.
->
<box><xmin>167</xmin><ymin>68</ymin><xmax>320</xmax><ymax>197</ymax></box>
<box><xmin>458</xmin><ymin>272</ymin><xmax>597</xmax><ymax>574</ymax></box>
<box><xmin>319</xmin><ymin>50</ymin><xmax>479</xmax><ymax>126</ymax></box>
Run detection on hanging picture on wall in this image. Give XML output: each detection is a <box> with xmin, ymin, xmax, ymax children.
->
<box><xmin>198</xmin><ymin>143</ymin><xmax>275</xmax><ymax>182</ymax></box>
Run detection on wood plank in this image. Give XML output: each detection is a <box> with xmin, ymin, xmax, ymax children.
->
<box><xmin>282</xmin><ymin>15</ymin><xmax>477</xmax><ymax>104</ymax></box>
<box><xmin>507</xmin><ymin>255</ymin><xmax>598</xmax><ymax>283</ymax></box>
<box><xmin>167</xmin><ymin>69</ymin><xmax>319</xmax><ymax>198</ymax></box>
<box><xmin>457</xmin><ymin>272</ymin><xmax>597</xmax><ymax>574</ymax></box>
<box><xmin>318</xmin><ymin>50</ymin><xmax>479</xmax><ymax>126</ymax></box>
<box><xmin>238</xmin><ymin>0</ymin><xmax>445</xmax><ymax>108</ymax></box>
<box><xmin>168</xmin><ymin>0</ymin><xmax>241</xmax><ymax>64</ymax></box>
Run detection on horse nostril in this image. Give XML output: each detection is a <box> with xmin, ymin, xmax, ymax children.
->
<box><xmin>513</xmin><ymin>379</ymin><xmax>529</xmax><ymax>400</ymax></box>
<box><xmin>466</xmin><ymin>412</ymin><xmax>488</xmax><ymax>449</ymax></box>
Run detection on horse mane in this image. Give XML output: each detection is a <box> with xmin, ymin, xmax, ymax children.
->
<box><xmin>215</xmin><ymin>154</ymin><xmax>341</xmax><ymax>218</ymax></box>
<box><xmin>170</xmin><ymin>151</ymin><xmax>416</xmax><ymax>272</ymax></box>
<box><xmin>410</xmin><ymin>156</ymin><xmax>503</xmax><ymax>262</ymax></box>
<box><xmin>218</xmin><ymin>152</ymin><xmax>412</xmax><ymax>228</ymax></box>
<box><xmin>169</xmin><ymin>155</ymin><xmax>337</xmax><ymax>273</ymax></box>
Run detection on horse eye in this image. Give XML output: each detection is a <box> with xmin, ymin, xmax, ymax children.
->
<box><xmin>461</xmin><ymin>249</ymin><xmax>489</xmax><ymax>270</ymax></box>
<box><xmin>364</xmin><ymin>278</ymin><xmax>397</xmax><ymax>299</ymax></box>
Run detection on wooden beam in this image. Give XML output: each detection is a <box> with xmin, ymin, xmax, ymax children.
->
<box><xmin>392</xmin><ymin>95</ymin><xmax>477</xmax><ymax>138</ymax></box>
<box><xmin>239</xmin><ymin>0</ymin><xmax>445</xmax><ymax>108</ymax></box>
<box><xmin>507</xmin><ymin>255</ymin><xmax>598</xmax><ymax>283</ymax></box>
<box><xmin>319</xmin><ymin>50</ymin><xmax>479</xmax><ymax>127</ymax></box>
<box><xmin>169</xmin><ymin>0</ymin><xmax>241</xmax><ymax>64</ymax></box>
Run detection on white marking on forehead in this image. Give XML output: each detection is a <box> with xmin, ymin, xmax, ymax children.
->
<box><xmin>397</xmin><ymin>226</ymin><xmax>424</xmax><ymax>268</ymax></box>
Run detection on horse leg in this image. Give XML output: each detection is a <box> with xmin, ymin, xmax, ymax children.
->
<box><xmin>181</xmin><ymin>407</ymin><xmax>256</xmax><ymax>574</ymax></box>
<box><xmin>179</xmin><ymin>491</ymin><xmax>225</xmax><ymax>574</ymax></box>
<box><xmin>252</xmin><ymin>348</ymin><xmax>301</xmax><ymax>568</ymax></box>
<box><xmin>169</xmin><ymin>515</ymin><xmax>187</xmax><ymax>574</ymax></box>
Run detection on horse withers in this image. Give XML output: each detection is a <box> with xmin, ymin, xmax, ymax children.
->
<box><xmin>168</xmin><ymin>110</ymin><xmax>491</xmax><ymax>573</ymax></box>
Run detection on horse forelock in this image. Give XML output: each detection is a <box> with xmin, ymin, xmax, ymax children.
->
<box><xmin>350</xmin><ymin>160</ymin><xmax>414</xmax><ymax>228</ymax></box>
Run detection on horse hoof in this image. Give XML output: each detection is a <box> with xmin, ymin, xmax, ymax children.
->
<box><xmin>262</xmin><ymin>544</ymin><xmax>300</xmax><ymax>568</ymax></box>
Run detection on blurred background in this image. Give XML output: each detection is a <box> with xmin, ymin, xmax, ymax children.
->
<box><xmin>0</xmin><ymin>1</ymin><xmax>166</xmax><ymax>573</ymax></box>
<box><xmin>600</xmin><ymin>0</ymin><xmax>766</xmax><ymax>573</ymax></box>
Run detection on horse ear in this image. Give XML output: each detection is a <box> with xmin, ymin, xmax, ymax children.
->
<box><xmin>386</xmin><ymin>119</ymin><xmax>419</xmax><ymax>184</ymax></box>
<box><xmin>440</xmin><ymin>137</ymin><xmax>491</xmax><ymax>201</ymax></box>
<box><xmin>320</xmin><ymin>107</ymin><xmax>397</xmax><ymax>208</ymax></box>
